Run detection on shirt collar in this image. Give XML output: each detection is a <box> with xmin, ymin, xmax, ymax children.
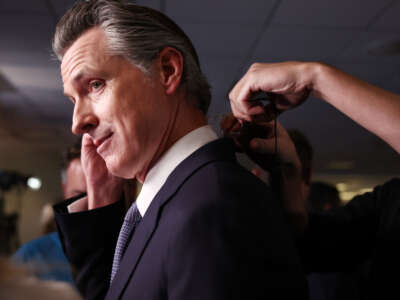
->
<box><xmin>136</xmin><ymin>125</ymin><xmax>218</xmax><ymax>216</ymax></box>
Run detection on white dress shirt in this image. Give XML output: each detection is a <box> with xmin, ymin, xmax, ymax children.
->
<box><xmin>135</xmin><ymin>125</ymin><xmax>217</xmax><ymax>217</ymax></box>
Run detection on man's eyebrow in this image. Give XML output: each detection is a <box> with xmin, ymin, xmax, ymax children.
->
<box><xmin>72</xmin><ymin>72</ymin><xmax>84</xmax><ymax>84</ymax></box>
<box><xmin>63</xmin><ymin>72</ymin><xmax>85</xmax><ymax>97</ymax></box>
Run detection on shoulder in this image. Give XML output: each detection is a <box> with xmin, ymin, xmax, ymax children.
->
<box><xmin>349</xmin><ymin>177</ymin><xmax>400</xmax><ymax>211</ymax></box>
<box><xmin>14</xmin><ymin>233</ymin><xmax>58</xmax><ymax>261</ymax></box>
<box><xmin>370</xmin><ymin>177</ymin><xmax>400</xmax><ymax>215</ymax></box>
<box><xmin>375</xmin><ymin>177</ymin><xmax>400</xmax><ymax>194</ymax></box>
<box><xmin>308</xmin><ymin>178</ymin><xmax>400</xmax><ymax>230</ymax></box>
<box><xmin>160</xmin><ymin>158</ymin><xmax>285</xmax><ymax>243</ymax></box>
<box><xmin>28</xmin><ymin>233</ymin><xmax>58</xmax><ymax>249</ymax></box>
<box><xmin>172</xmin><ymin>158</ymin><xmax>274</xmax><ymax>211</ymax></box>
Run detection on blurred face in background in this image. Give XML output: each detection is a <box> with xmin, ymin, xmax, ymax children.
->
<box><xmin>63</xmin><ymin>158</ymin><xmax>87</xmax><ymax>198</ymax></box>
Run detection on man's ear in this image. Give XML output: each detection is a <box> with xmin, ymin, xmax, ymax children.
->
<box><xmin>158</xmin><ymin>47</ymin><xmax>183</xmax><ymax>95</ymax></box>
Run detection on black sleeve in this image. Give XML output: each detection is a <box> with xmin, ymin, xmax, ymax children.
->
<box><xmin>299</xmin><ymin>178</ymin><xmax>400</xmax><ymax>272</ymax></box>
<box><xmin>54</xmin><ymin>196</ymin><xmax>125</xmax><ymax>300</ymax></box>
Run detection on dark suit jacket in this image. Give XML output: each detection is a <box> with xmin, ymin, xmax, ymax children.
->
<box><xmin>299</xmin><ymin>178</ymin><xmax>400</xmax><ymax>299</ymax></box>
<box><xmin>55</xmin><ymin>138</ymin><xmax>308</xmax><ymax>300</ymax></box>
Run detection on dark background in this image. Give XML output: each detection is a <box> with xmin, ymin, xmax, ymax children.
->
<box><xmin>0</xmin><ymin>0</ymin><xmax>399</xmax><ymax>243</ymax></box>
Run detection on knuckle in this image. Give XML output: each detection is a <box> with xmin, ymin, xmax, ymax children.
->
<box><xmin>228</xmin><ymin>90</ymin><xmax>234</xmax><ymax>101</ymax></box>
<box><xmin>249</xmin><ymin>62</ymin><xmax>261</xmax><ymax>72</ymax></box>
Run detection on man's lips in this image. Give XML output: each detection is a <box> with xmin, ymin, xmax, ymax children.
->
<box><xmin>94</xmin><ymin>132</ymin><xmax>113</xmax><ymax>149</ymax></box>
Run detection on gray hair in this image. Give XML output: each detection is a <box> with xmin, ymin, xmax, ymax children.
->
<box><xmin>53</xmin><ymin>0</ymin><xmax>211</xmax><ymax>114</ymax></box>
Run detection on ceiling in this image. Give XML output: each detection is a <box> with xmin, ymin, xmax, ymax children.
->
<box><xmin>0</xmin><ymin>0</ymin><xmax>399</xmax><ymax>196</ymax></box>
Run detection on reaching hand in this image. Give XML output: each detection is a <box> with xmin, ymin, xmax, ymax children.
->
<box><xmin>229</xmin><ymin>62</ymin><xmax>314</xmax><ymax>122</ymax></box>
<box><xmin>221</xmin><ymin>114</ymin><xmax>300</xmax><ymax>173</ymax></box>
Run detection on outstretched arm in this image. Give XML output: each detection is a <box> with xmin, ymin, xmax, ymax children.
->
<box><xmin>229</xmin><ymin>62</ymin><xmax>400</xmax><ymax>153</ymax></box>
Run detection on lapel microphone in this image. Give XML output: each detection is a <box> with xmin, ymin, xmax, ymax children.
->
<box><xmin>248</xmin><ymin>91</ymin><xmax>278</xmax><ymax>159</ymax></box>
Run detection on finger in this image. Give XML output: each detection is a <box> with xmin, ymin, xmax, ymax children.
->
<box><xmin>220</xmin><ymin>114</ymin><xmax>238</xmax><ymax>135</ymax></box>
<box><xmin>236</xmin><ymin>86</ymin><xmax>253</xmax><ymax>111</ymax></box>
<box><xmin>248</xmin><ymin>103</ymin><xmax>279</xmax><ymax>123</ymax></box>
<box><xmin>231</xmin><ymin>98</ymin><xmax>271</xmax><ymax>123</ymax></box>
<box><xmin>82</xmin><ymin>133</ymin><xmax>94</xmax><ymax>146</ymax></box>
<box><xmin>232</xmin><ymin>88</ymin><xmax>280</xmax><ymax>123</ymax></box>
<box><xmin>228</xmin><ymin>72</ymin><xmax>248</xmax><ymax>104</ymax></box>
<box><xmin>249</xmin><ymin>137</ymin><xmax>276</xmax><ymax>155</ymax></box>
<box><xmin>229</xmin><ymin>74</ymin><xmax>258</xmax><ymax>117</ymax></box>
<box><xmin>231</xmin><ymin>99</ymin><xmax>252</xmax><ymax>122</ymax></box>
<box><xmin>247</xmin><ymin>103</ymin><xmax>265</xmax><ymax>115</ymax></box>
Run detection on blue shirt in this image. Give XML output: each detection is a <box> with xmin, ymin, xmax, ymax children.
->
<box><xmin>13</xmin><ymin>232</ymin><xmax>75</xmax><ymax>286</ymax></box>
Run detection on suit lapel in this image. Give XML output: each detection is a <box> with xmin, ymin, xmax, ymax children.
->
<box><xmin>106</xmin><ymin>138</ymin><xmax>236</xmax><ymax>299</ymax></box>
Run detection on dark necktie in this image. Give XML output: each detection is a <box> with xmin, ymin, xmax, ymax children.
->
<box><xmin>110</xmin><ymin>202</ymin><xmax>142</xmax><ymax>283</ymax></box>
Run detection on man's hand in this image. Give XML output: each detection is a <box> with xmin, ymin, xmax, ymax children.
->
<box><xmin>81</xmin><ymin>134</ymin><xmax>124</xmax><ymax>210</ymax></box>
<box><xmin>221</xmin><ymin>114</ymin><xmax>301</xmax><ymax>173</ymax></box>
<box><xmin>229</xmin><ymin>62</ymin><xmax>316</xmax><ymax>122</ymax></box>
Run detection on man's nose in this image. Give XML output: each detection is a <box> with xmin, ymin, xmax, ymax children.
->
<box><xmin>72</xmin><ymin>100</ymin><xmax>99</xmax><ymax>135</ymax></box>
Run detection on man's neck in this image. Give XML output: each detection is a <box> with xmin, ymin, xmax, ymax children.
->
<box><xmin>136</xmin><ymin>99</ymin><xmax>207</xmax><ymax>183</ymax></box>
<box><xmin>134</xmin><ymin>124</ymin><xmax>217</xmax><ymax>217</ymax></box>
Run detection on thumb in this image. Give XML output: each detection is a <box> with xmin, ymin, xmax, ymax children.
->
<box><xmin>250</xmin><ymin>137</ymin><xmax>276</xmax><ymax>154</ymax></box>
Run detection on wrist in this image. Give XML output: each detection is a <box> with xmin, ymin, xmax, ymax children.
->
<box><xmin>307</xmin><ymin>62</ymin><xmax>331</xmax><ymax>99</ymax></box>
<box><xmin>87</xmin><ymin>181</ymin><xmax>123</xmax><ymax>210</ymax></box>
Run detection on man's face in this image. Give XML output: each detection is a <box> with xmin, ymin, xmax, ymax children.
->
<box><xmin>61</xmin><ymin>27</ymin><xmax>174</xmax><ymax>179</ymax></box>
<box><xmin>64</xmin><ymin>158</ymin><xmax>87</xmax><ymax>198</ymax></box>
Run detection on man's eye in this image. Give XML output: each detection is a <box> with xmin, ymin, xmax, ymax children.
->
<box><xmin>89</xmin><ymin>80</ymin><xmax>103</xmax><ymax>91</ymax></box>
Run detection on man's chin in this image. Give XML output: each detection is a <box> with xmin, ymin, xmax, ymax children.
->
<box><xmin>104</xmin><ymin>158</ymin><xmax>120</xmax><ymax>176</ymax></box>
<box><xmin>105</xmin><ymin>159</ymin><xmax>136</xmax><ymax>179</ymax></box>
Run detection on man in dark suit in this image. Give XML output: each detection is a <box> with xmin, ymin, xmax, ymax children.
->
<box><xmin>53</xmin><ymin>1</ymin><xmax>308</xmax><ymax>300</ymax></box>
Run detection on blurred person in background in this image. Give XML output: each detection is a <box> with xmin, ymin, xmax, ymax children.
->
<box><xmin>39</xmin><ymin>204</ymin><xmax>57</xmax><ymax>236</ymax></box>
<box><xmin>308</xmin><ymin>182</ymin><xmax>341</xmax><ymax>212</ymax></box>
<box><xmin>12</xmin><ymin>139</ymin><xmax>84</xmax><ymax>285</ymax></box>
<box><xmin>222</xmin><ymin>118</ymin><xmax>357</xmax><ymax>300</ymax></box>
<box><xmin>228</xmin><ymin>61</ymin><xmax>400</xmax><ymax>300</ymax></box>
<box><xmin>0</xmin><ymin>140</ymin><xmax>85</xmax><ymax>299</ymax></box>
